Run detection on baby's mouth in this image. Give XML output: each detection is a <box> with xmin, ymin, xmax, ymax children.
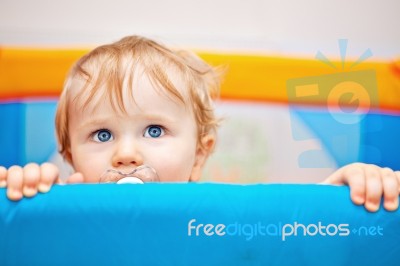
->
<box><xmin>99</xmin><ymin>165</ymin><xmax>159</xmax><ymax>184</ymax></box>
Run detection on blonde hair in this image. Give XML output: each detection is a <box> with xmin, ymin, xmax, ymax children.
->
<box><xmin>55</xmin><ymin>35</ymin><xmax>221</xmax><ymax>164</ymax></box>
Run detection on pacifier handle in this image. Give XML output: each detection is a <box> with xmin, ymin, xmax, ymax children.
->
<box><xmin>116</xmin><ymin>176</ymin><xmax>144</xmax><ymax>184</ymax></box>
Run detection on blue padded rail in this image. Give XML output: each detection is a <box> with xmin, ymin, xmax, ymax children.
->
<box><xmin>0</xmin><ymin>184</ymin><xmax>399</xmax><ymax>266</ymax></box>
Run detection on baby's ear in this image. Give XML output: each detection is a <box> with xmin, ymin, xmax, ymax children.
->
<box><xmin>189</xmin><ymin>134</ymin><xmax>216</xmax><ymax>182</ymax></box>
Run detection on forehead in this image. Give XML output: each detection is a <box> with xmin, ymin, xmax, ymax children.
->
<box><xmin>65</xmin><ymin>58</ymin><xmax>191</xmax><ymax>111</ymax></box>
<box><xmin>67</xmin><ymin>64</ymin><xmax>191</xmax><ymax>116</ymax></box>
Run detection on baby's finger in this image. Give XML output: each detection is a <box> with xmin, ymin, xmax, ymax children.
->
<box><xmin>6</xmin><ymin>166</ymin><xmax>24</xmax><ymax>201</ymax></box>
<box><xmin>38</xmin><ymin>163</ymin><xmax>59</xmax><ymax>193</ymax></box>
<box><xmin>342</xmin><ymin>166</ymin><xmax>366</xmax><ymax>205</ymax></box>
<box><xmin>364</xmin><ymin>165</ymin><xmax>383</xmax><ymax>212</ymax></box>
<box><xmin>0</xmin><ymin>166</ymin><xmax>7</xmax><ymax>187</ymax></box>
<box><xmin>22</xmin><ymin>163</ymin><xmax>41</xmax><ymax>198</ymax></box>
<box><xmin>396</xmin><ymin>171</ymin><xmax>400</xmax><ymax>193</ymax></box>
<box><xmin>381</xmin><ymin>168</ymin><xmax>399</xmax><ymax>211</ymax></box>
<box><xmin>65</xmin><ymin>172</ymin><xmax>84</xmax><ymax>184</ymax></box>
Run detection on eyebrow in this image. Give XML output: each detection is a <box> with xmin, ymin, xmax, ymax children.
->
<box><xmin>77</xmin><ymin>113</ymin><xmax>178</xmax><ymax>130</ymax></box>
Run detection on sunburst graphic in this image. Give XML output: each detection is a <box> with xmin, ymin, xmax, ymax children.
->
<box><xmin>315</xmin><ymin>39</ymin><xmax>373</xmax><ymax>69</ymax></box>
<box><xmin>286</xmin><ymin>40</ymin><xmax>379</xmax><ymax>169</ymax></box>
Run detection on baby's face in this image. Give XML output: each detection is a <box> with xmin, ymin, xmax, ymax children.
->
<box><xmin>67</xmin><ymin>72</ymin><xmax>204</xmax><ymax>183</ymax></box>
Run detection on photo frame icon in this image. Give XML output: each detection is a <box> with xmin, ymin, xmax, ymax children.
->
<box><xmin>288</xmin><ymin>70</ymin><xmax>378</xmax><ymax>116</ymax></box>
<box><xmin>287</xmin><ymin>70</ymin><xmax>380</xmax><ymax>168</ymax></box>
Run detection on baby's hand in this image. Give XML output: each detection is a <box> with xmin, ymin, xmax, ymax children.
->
<box><xmin>322</xmin><ymin>163</ymin><xmax>400</xmax><ymax>212</ymax></box>
<box><xmin>0</xmin><ymin>163</ymin><xmax>59</xmax><ymax>200</ymax></box>
<box><xmin>0</xmin><ymin>163</ymin><xmax>83</xmax><ymax>201</ymax></box>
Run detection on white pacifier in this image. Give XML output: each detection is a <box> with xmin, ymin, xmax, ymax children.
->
<box><xmin>99</xmin><ymin>165</ymin><xmax>159</xmax><ymax>184</ymax></box>
<box><xmin>116</xmin><ymin>176</ymin><xmax>145</xmax><ymax>184</ymax></box>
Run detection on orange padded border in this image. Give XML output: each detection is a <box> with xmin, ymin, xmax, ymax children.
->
<box><xmin>1</xmin><ymin>47</ymin><xmax>399</xmax><ymax>112</ymax></box>
<box><xmin>0</xmin><ymin>48</ymin><xmax>86</xmax><ymax>98</ymax></box>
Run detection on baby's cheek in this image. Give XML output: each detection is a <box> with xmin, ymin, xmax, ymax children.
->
<box><xmin>156</xmin><ymin>159</ymin><xmax>194</xmax><ymax>182</ymax></box>
<box><xmin>73</xmin><ymin>157</ymin><xmax>103</xmax><ymax>183</ymax></box>
<box><xmin>83</xmin><ymin>171</ymin><xmax>103</xmax><ymax>183</ymax></box>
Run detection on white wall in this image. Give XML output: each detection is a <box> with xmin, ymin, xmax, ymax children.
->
<box><xmin>0</xmin><ymin>0</ymin><xmax>399</xmax><ymax>58</ymax></box>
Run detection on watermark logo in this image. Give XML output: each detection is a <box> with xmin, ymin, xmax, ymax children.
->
<box><xmin>286</xmin><ymin>39</ymin><xmax>380</xmax><ymax>168</ymax></box>
<box><xmin>187</xmin><ymin>219</ymin><xmax>384</xmax><ymax>241</ymax></box>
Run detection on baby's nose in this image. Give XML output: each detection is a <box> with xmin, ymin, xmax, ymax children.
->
<box><xmin>112</xmin><ymin>140</ymin><xmax>143</xmax><ymax>167</ymax></box>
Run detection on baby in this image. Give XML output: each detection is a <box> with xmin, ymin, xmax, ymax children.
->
<box><xmin>0</xmin><ymin>35</ymin><xmax>399</xmax><ymax>212</ymax></box>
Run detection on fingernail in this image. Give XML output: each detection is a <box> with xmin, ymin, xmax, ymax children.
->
<box><xmin>23</xmin><ymin>186</ymin><xmax>37</xmax><ymax>197</ymax></box>
<box><xmin>0</xmin><ymin>180</ymin><xmax>6</xmax><ymax>188</ymax></box>
<box><xmin>38</xmin><ymin>183</ymin><xmax>51</xmax><ymax>193</ymax></box>
<box><xmin>7</xmin><ymin>189</ymin><xmax>23</xmax><ymax>201</ymax></box>
<box><xmin>353</xmin><ymin>195</ymin><xmax>365</xmax><ymax>205</ymax></box>
<box><xmin>384</xmin><ymin>198</ymin><xmax>399</xmax><ymax>212</ymax></box>
<box><xmin>365</xmin><ymin>202</ymin><xmax>379</xmax><ymax>212</ymax></box>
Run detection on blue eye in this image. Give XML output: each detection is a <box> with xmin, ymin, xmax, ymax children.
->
<box><xmin>93</xmin><ymin>129</ymin><xmax>113</xmax><ymax>142</ymax></box>
<box><xmin>144</xmin><ymin>126</ymin><xmax>164</xmax><ymax>138</ymax></box>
